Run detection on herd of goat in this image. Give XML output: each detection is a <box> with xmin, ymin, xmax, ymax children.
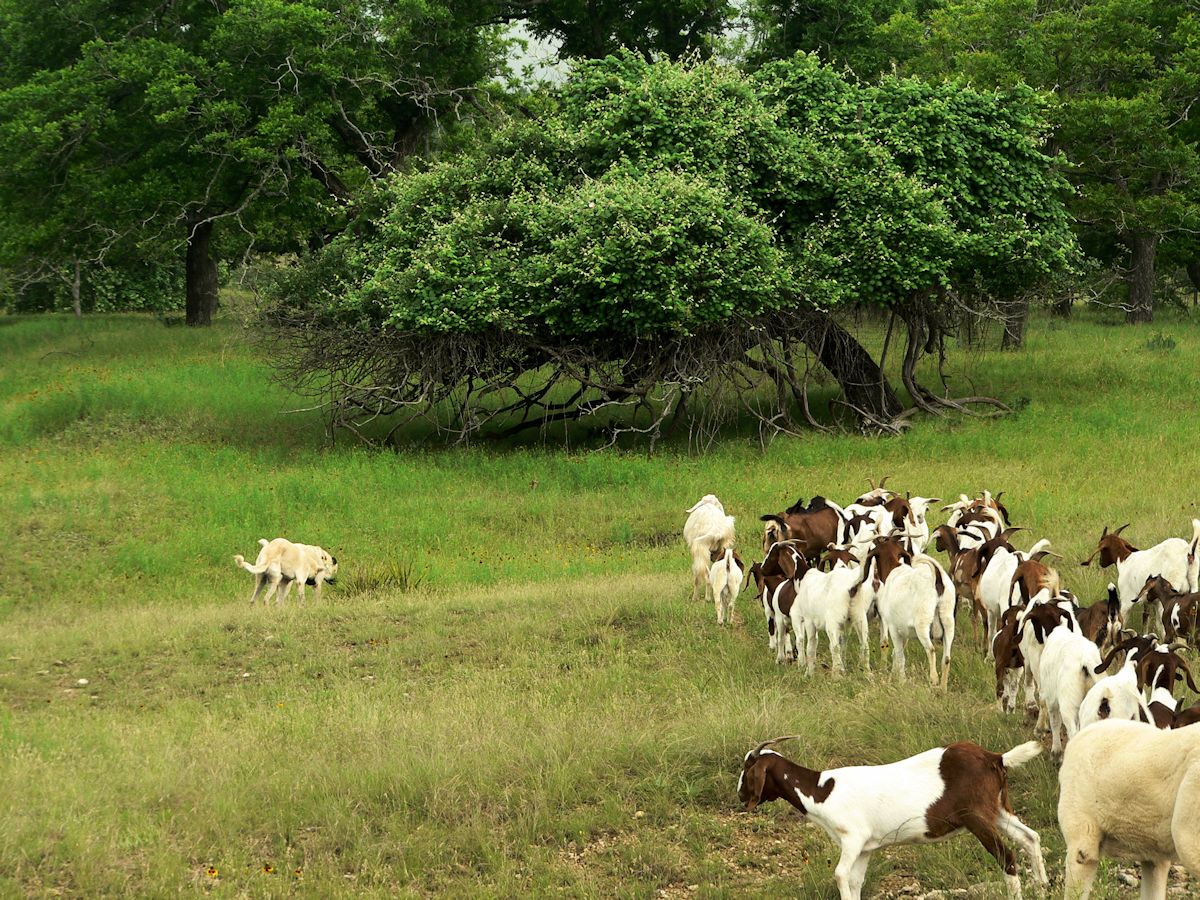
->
<box><xmin>686</xmin><ymin>482</ymin><xmax>1200</xmax><ymax>899</ymax></box>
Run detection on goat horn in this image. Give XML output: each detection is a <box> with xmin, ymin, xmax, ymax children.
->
<box><xmin>868</xmin><ymin>477</ymin><xmax>876</xmax><ymax>489</ymax></box>
<box><xmin>879</xmin><ymin>476</ymin><xmax>890</xmax><ymax>489</ymax></box>
<box><xmin>995</xmin><ymin>491</ymin><xmax>1005</xmax><ymax>501</ymax></box>
<box><xmin>1101</xmin><ymin>525</ymin><xmax>1109</xmax><ymax>538</ymax></box>
<box><xmin>1170</xmin><ymin>640</ymin><xmax>1189</xmax><ymax>652</ymax></box>
<box><xmin>1115</xmin><ymin>523</ymin><xmax>1130</xmax><ymax>535</ymax></box>
<box><xmin>750</xmin><ymin>735</ymin><xmax>803</xmax><ymax>757</ymax></box>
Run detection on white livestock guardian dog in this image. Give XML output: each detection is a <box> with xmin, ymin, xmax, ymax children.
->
<box><xmin>234</xmin><ymin>538</ymin><xmax>338</xmax><ymax>605</ymax></box>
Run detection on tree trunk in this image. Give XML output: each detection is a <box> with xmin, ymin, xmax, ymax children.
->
<box><xmin>185</xmin><ymin>218</ymin><xmax>219</xmax><ymax>326</ymax></box>
<box><xmin>1051</xmin><ymin>294</ymin><xmax>1073</xmax><ymax>319</ymax></box>
<box><xmin>1125</xmin><ymin>233</ymin><xmax>1158</xmax><ymax>324</ymax></box>
<box><xmin>1000</xmin><ymin>296</ymin><xmax>1030</xmax><ymax>350</ymax></box>
<box><xmin>71</xmin><ymin>258</ymin><xmax>82</xmax><ymax>318</ymax></box>
<box><xmin>803</xmin><ymin>314</ymin><xmax>903</xmax><ymax>425</ymax></box>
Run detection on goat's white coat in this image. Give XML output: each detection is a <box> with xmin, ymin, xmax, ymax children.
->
<box><xmin>791</xmin><ymin>559</ymin><xmax>870</xmax><ymax>674</ymax></box>
<box><xmin>756</xmin><ymin>742</ymin><xmax>1047</xmax><ymax>900</ymax></box>
<box><xmin>1111</xmin><ymin>522</ymin><xmax>1200</xmax><ymax>632</ymax></box>
<box><xmin>1059</xmin><ymin>719</ymin><xmax>1200</xmax><ymax>898</ymax></box>
<box><xmin>684</xmin><ymin>495</ymin><xmax>736</xmax><ymax>602</ymax></box>
<box><xmin>1078</xmin><ymin>656</ymin><xmax>1151</xmax><ymax>730</ymax></box>
<box><xmin>873</xmin><ymin>554</ymin><xmax>955</xmax><ymax>686</ymax></box>
<box><xmin>709</xmin><ymin>548</ymin><xmax>744</xmax><ymax>626</ymax></box>
<box><xmin>1037</xmin><ymin>627</ymin><xmax>1102</xmax><ymax>754</ymax></box>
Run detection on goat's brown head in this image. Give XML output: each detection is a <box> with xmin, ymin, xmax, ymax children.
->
<box><xmin>823</xmin><ymin>545</ymin><xmax>858</xmax><ymax>569</ymax></box>
<box><xmin>1137</xmin><ymin>643</ymin><xmax>1199</xmax><ymax>694</ymax></box>
<box><xmin>883</xmin><ymin>495</ymin><xmax>915</xmax><ymax>529</ymax></box>
<box><xmin>761</xmin><ymin>516</ymin><xmax>788</xmax><ymax>554</ymax></box>
<box><xmin>857</xmin><ymin>535</ymin><xmax>911</xmax><ymax>591</ymax></box>
<box><xmin>933</xmin><ymin>524</ymin><xmax>959</xmax><ymax>555</ymax></box>
<box><xmin>1135</xmin><ymin>575</ymin><xmax>1178</xmax><ymax>607</ymax></box>
<box><xmin>737</xmin><ymin>736</ymin><xmax>800</xmax><ymax>811</ymax></box>
<box><xmin>760</xmin><ymin>540</ymin><xmax>808</xmax><ymax>581</ymax></box>
<box><xmin>737</xmin><ymin>736</ymin><xmax>834</xmax><ymax>815</ymax></box>
<box><xmin>1022</xmin><ymin>600</ymin><xmax>1076</xmax><ymax>644</ymax></box>
<box><xmin>1081</xmin><ymin>525</ymin><xmax>1136</xmax><ymax>568</ymax></box>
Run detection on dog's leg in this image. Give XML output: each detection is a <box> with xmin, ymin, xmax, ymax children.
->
<box><xmin>276</xmin><ymin>579</ymin><xmax>294</xmax><ymax>606</ymax></box>
<box><xmin>249</xmin><ymin>574</ymin><xmax>267</xmax><ymax>606</ymax></box>
<box><xmin>260</xmin><ymin>565</ymin><xmax>283</xmax><ymax>606</ymax></box>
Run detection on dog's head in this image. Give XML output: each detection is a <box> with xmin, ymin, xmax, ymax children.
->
<box><xmin>322</xmin><ymin>550</ymin><xmax>338</xmax><ymax>584</ymax></box>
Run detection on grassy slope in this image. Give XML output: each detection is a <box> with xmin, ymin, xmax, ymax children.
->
<box><xmin>1</xmin><ymin>311</ymin><xmax>1198</xmax><ymax>898</ymax></box>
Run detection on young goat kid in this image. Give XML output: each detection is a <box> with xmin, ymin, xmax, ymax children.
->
<box><xmin>738</xmin><ymin>735</ymin><xmax>1048</xmax><ymax>900</ymax></box>
<box><xmin>709</xmin><ymin>547</ymin><xmax>745</xmax><ymax>626</ymax></box>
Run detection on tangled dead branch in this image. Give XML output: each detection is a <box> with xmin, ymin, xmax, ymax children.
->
<box><xmin>261</xmin><ymin>301</ymin><xmax>1013</xmax><ymax>448</ymax></box>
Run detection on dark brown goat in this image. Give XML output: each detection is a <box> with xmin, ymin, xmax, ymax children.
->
<box><xmin>760</xmin><ymin>496</ymin><xmax>841</xmax><ymax>561</ymax></box>
<box><xmin>1137</xmin><ymin>576</ymin><xmax>1200</xmax><ymax>642</ymax></box>
<box><xmin>1076</xmin><ymin>586</ymin><xmax>1122</xmax><ymax>649</ymax></box>
<box><xmin>993</xmin><ymin>605</ymin><xmax>1027</xmax><ymax>711</ymax></box>
<box><xmin>1080</xmin><ymin>524</ymin><xmax>1137</xmax><ymax>569</ymax></box>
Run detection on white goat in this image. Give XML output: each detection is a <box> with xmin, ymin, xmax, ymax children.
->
<box><xmin>1059</xmin><ymin>720</ymin><xmax>1200</xmax><ymax>898</ymax></box>
<box><xmin>977</xmin><ymin>539</ymin><xmax>1051</xmax><ymax>657</ymax></box>
<box><xmin>1082</xmin><ymin>521</ymin><xmax>1200</xmax><ymax>633</ymax></box>
<box><xmin>1077</xmin><ymin>655</ymin><xmax>1151</xmax><ymax>730</ymax></box>
<box><xmin>791</xmin><ymin>555</ymin><xmax>870</xmax><ymax>674</ymax></box>
<box><xmin>874</xmin><ymin>554</ymin><xmax>956</xmax><ymax>686</ymax></box>
<box><xmin>709</xmin><ymin>547</ymin><xmax>744</xmax><ymax>626</ymax></box>
<box><xmin>684</xmin><ymin>495</ymin><xmax>736</xmax><ymax>601</ymax></box>
<box><xmin>1038</xmin><ymin>627</ymin><xmax>1103</xmax><ymax>755</ymax></box>
<box><xmin>739</xmin><ymin>736</ymin><xmax>1048</xmax><ymax>900</ymax></box>
<box><xmin>890</xmin><ymin>495</ymin><xmax>940</xmax><ymax>553</ymax></box>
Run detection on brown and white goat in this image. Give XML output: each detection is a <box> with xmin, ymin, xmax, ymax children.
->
<box><xmin>993</xmin><ymin>604</ymin><xmax>1028</xmax><ymax>712</ymax></box>
<box><xmin>1075</xmin><ymin>585</ymin><xmax>1123</xmax><ymax>651</ymax></box>
<box><xmin>760</xmin><ymin>496</ymin><xmax>842</xmax><ymax>562</ymax></box>
<box><xmin>738</xmin><ymin>735</ymin><xmax>1047</xmax><ymax>900</ymax></box>
<box><xmin>934</xmin><ymin>524</ymin><xmax>989</xmax><ymax>647</ymax></box>
<box><xmin>1009</xmin><ymin>550</ymin><xmax>1062</xmax><ymax>605</ymax></box>
<box><xmin>1136</xmin><ymin>576</ymin><xmax>1200</xmax><ymax>642</ymax></box>
<box><xmin>1080</xmin><ymin>521</ymin><xmax>1200</xmax><ymax>632</ymax></box>
<box><xmin>756</xmin><ymin>541</ymin><xmax>807</xmax><ymax>663</ymax></box>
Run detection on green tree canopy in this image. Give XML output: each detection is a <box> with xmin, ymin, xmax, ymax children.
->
<box><xmin>891</xmin><ymin>0</ymin><xmax>1200</xmax><ymax>322</ymax></box>
<box><xmin>268</xmin><ymin>53</ymin><xmax>1075</xmax><ymax>442</ymax></box>
<box><xmin>0</xmin><ymin>0</ymin><xmax>505</xmax><ymax>323</ymax></box>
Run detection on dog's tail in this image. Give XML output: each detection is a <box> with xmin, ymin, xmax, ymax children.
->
<box><xmin>234</xmin><ymin>554</ymin><xmax>269</xmax><ymax>575</ymax></box>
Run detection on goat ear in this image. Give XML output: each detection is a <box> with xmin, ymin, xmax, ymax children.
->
<box><xmin>742</xmin><ymin>757</ymin><xmax>769</xmax><ymax>812</ymax></box>
<box><xmin>779</xmin><ymin>549</ymin><xmax>798</xmax><ymax>579</ymax></box>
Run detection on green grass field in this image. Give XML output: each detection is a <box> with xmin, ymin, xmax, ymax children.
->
<box><xmin>2</xmin><ymin>310</ymin><xmax>1199</xmax><ymax>898</ymax></box>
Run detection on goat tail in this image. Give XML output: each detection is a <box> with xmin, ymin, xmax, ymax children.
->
<box><xmin>1001</xmin><ymin>741</ymin><xmax>1043</xmax><ymax>769</ymax></box>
